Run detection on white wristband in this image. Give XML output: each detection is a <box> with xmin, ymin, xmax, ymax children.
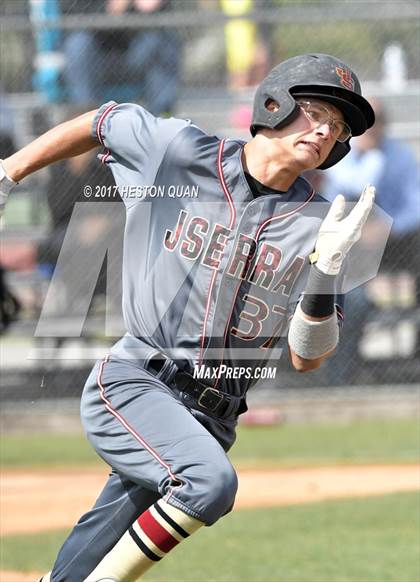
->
<box><xmin>288</xmin><ymin>303</ymin><xmax>339</xmax><ymax>359</ymax></box>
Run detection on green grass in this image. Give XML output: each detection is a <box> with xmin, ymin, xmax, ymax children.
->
<box><xmin>0</xmin><ymin>432</ymin><xmax>101</xmax><ymax>469</ymax></box>
<box><xmin>1</xmin><ymin>493</ymin><xmax>419</xmax><ymax>581</ymax></box>
<box><xmin>231</xmin><ymin>418</ymin><xmax>420</xmax><ymax>467</ymax></box>
<box><xmin>1</xmin><ymin>418</ymin><xmax>419</xmax><ymax>469</ymax></box>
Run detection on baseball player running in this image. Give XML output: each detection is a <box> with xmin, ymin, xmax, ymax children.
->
<box><xmin>1</xmin><ymin>54</ymin><xmax>375</xmax><ymax>581</ymax></box>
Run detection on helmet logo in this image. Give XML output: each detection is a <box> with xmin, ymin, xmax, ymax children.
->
<box><xmin>335</xmin><ymin>66</ymin><xmax>355</xmax><ymax>91</ymax></box>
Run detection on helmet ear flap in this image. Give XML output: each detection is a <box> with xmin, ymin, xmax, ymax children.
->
<box><xmin>317</xmin><ymin>141</ymin><xmax>350</xmax><ymax>170</ymax></box>
<box><xmin>250</xmin><ymin>87</ymin><xmax>299</xmax><ymax>136</ymax></box>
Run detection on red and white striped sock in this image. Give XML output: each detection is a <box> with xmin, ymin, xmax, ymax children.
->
<box><xmin>85</xmin><ymin>499</ymin><xmax>203</xmax><ymax>581</ymax></box>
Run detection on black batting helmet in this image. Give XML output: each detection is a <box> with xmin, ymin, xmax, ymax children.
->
<box><xmin>250</xmin><ymin>53</ymin><xmax>375</xmax><ymax>169</ymax></box>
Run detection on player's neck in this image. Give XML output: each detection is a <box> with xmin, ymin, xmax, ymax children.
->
<box><xmin>242</xmin><ymin>139</ymin><xmax>300</xmax><ymax>192</ymax></box>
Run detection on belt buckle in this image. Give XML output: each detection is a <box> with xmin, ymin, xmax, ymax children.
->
<box><xmin>147</xmin><ymin>356</ymin><xmax>167</xmax><ymax>376</ymax></box>
<box><xmin>197</xmin><ymin>387</ymin><xmax>224</xmax><ymax>412</ymax></box>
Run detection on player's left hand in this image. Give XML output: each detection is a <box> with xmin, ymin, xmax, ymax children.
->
<box><xmin>313</xmin><ymin>184</ymin><xmax>376</xmax><ymax>275</ymax></box>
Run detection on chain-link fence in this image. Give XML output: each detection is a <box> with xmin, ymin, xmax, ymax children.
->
<box><xmin>1</xmin><ymin>0</ymin><xmax>419</xmax><ymax>409</ymax></box>
<box><xmin>2</xmin><ymin>1</ymin><xmax>420</xmax><ymax>91</ymax></box>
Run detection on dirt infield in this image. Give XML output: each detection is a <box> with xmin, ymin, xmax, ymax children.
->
<box><xmin>2</xmin><ymin>464</ymin><xmax>419</xmax><ymax>536</ymax></box>
<box><xmin>0</xmin><ymin>571</ymin><xmax>41</xmax><ymax>582</ymax></box>
<box><xmin>1</xmin><ymin>464</ymin><xmax>419</xmax><ymax>581</ymax></box>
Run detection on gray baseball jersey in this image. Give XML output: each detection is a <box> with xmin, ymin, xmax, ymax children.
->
<box><xmin>93</xmin><ymin>101</ymin><xmax>339</xmax><ymax>396</ymax></box>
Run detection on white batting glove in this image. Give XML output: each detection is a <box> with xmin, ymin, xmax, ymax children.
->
<box><xmin>0</xmin><ymin>160</ymin><xmax>17</xmax><ymax>218</ymax></box>
<box><xmin>312</xmin><ymin>184</ymin><xmax>376</xmax><ymax>276</ymax></box>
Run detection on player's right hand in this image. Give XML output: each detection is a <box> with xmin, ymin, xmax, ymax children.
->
<box><xmin>312</xmin><ymin>184</ymin><xmax>376</xmax><ymax>276</ymax></box>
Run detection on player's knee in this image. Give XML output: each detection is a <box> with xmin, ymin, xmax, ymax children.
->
<box><xmin>197</xmin><ymin>458</ymin><xmax>238</xmax><ymax>524</ymax></box>
<box><xmin>161</xmin><ymin>440</ymin><xmax>238</xmax><ymax>525</ymax></box>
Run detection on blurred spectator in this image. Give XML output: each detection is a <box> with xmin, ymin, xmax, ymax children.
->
<box><xmin>220</xmin><ymin>0</ymin><xmax>272</xmax><ymax>91</ymax></box>
<box><xmin>221</xmin><ymin>0</ymin><xmax>273</xmax><ymax>132</ymax></box>
<box><xmin>0</xmin><ymin>85</ymin><xmax>16</xmax><ymax>158</ymax></box>
<box><xmin>0</xmin><ymin>266</ymin><xmax>21</xmax><ymax>334</ymax></box>
<box><xmin>0</xmin><ymin>89</ymin><xmax>22</xmax><ymax>333</ymax></box>
<box><xmin>61</xmin><ymin>0</ymin><xmax>182</xmax><ymax>114</ymax></box>
<box><xmin>324</xmin><ymin>98</ymin><xmax>419</xmax><ymax>249</ymax></box>
<box><xmin>320</xmin><ymin>97</ymin><xmax>420</xmax><ymax>381</ymax></box>
<box><xmin>30</xmin><ymin>0</ymin><xmax>64</xmax><ymax>102</ymax></box>
<box><xmin>37</xmin><ymin>146</ymin><xmax>117</xmax><ymax>313</ymax></box>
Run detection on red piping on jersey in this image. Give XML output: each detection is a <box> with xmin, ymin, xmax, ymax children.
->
<box><xmin>96</xmin><ymin>355</ymin><xmax>179</xmax><ymax>483</ymax></box>
<box><xmin>198</xmin><ymin>139</ymin><xmax>236</xmax><ymax>362</ymax></box>
<box><xmin>199</xmin><ymin>270</ymin><xmax>218</xmax><ymax>359</ymax></box>
<box><xmin>96</xmin><ymin>103</ymin><xmax>118</xmax><ymax>146</ymax></box>
<box><xmin>101</xmin><ymin>149</ymin><xmax>111</xmax><ymax>164</ymax></box>
<box><xmin>211</xmin><ymin>278</ymin><xmax>243</xmax><ymax>390</ymax></box>
<box><xmin>213</xmin><ymin>187</ymin><xmax>316</xmax><ymax>389</ymax></box>
<box><xmin>254</xmin><ymin>190</ymin><xmax>315</xmax><ymax>241</ymax></box>
<box><xmin>217</xmin><ymin>139</ymin><xmax>236</xmax><ymax>228</ymax></box>
<box><xmin>336</xmin><ymin>303</ymin><xmax>344</xmax><ymax>322</ymax></box>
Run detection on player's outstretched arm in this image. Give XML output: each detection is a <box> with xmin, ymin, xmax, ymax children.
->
<box><xmin>0</xmin><ymin>110</ymin><xmax>98</xmax><ymax>214</ymax></box>
<box><xmin>288</xmin><ymin>185</ymin><xmax>375</xmax><ymax>372</ymax></box>
<box><xmin>3</xmin><ymin>110</ymin><xmax>98</xmax><ymax>182</ymax></box>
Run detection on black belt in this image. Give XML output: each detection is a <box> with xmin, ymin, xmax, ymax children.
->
<box><xmin>145</xmin><ymin>357</ymin><xmax>247</xmax><ymax>420</ymax></box>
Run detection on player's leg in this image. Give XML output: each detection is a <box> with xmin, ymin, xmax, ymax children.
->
<box><xmin>46</xmin><ymin>470</ymin><xmax>159</xmax><ymax>581</ymax></box>
<box><xmin>43</xmin><ymin>496</ymin><xmax>203</xmax><ymax>582</ymax></box>
<box><xmin>39</xmin><ymin>472</ymin><xmax>156</xmax><ymax>582</ymax></box>
<box><xmin>85</xmin><ymin>497</ymin><xmax>203</xmax><ymax>581</ymax></box>
<box><xmin>48</xmin><ymin>356</ymin><xmax>237</xmax><ymax>581</ymax></box>
<box><xmin>82</xmin><ymin>356</ymin><xmax>237</xmax><ymax>581</ymax></box>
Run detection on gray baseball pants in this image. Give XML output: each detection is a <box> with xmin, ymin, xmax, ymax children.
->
<box><xmin>50</xmin><ymin>355</ymin><xmax>238</xmax><ymax>581</ymax></box>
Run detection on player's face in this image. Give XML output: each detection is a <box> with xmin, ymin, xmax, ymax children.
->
<box><xmin>269</xmin><ymin>98</ymin><xmax>347</xmax><ymax>170</ymax></box>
